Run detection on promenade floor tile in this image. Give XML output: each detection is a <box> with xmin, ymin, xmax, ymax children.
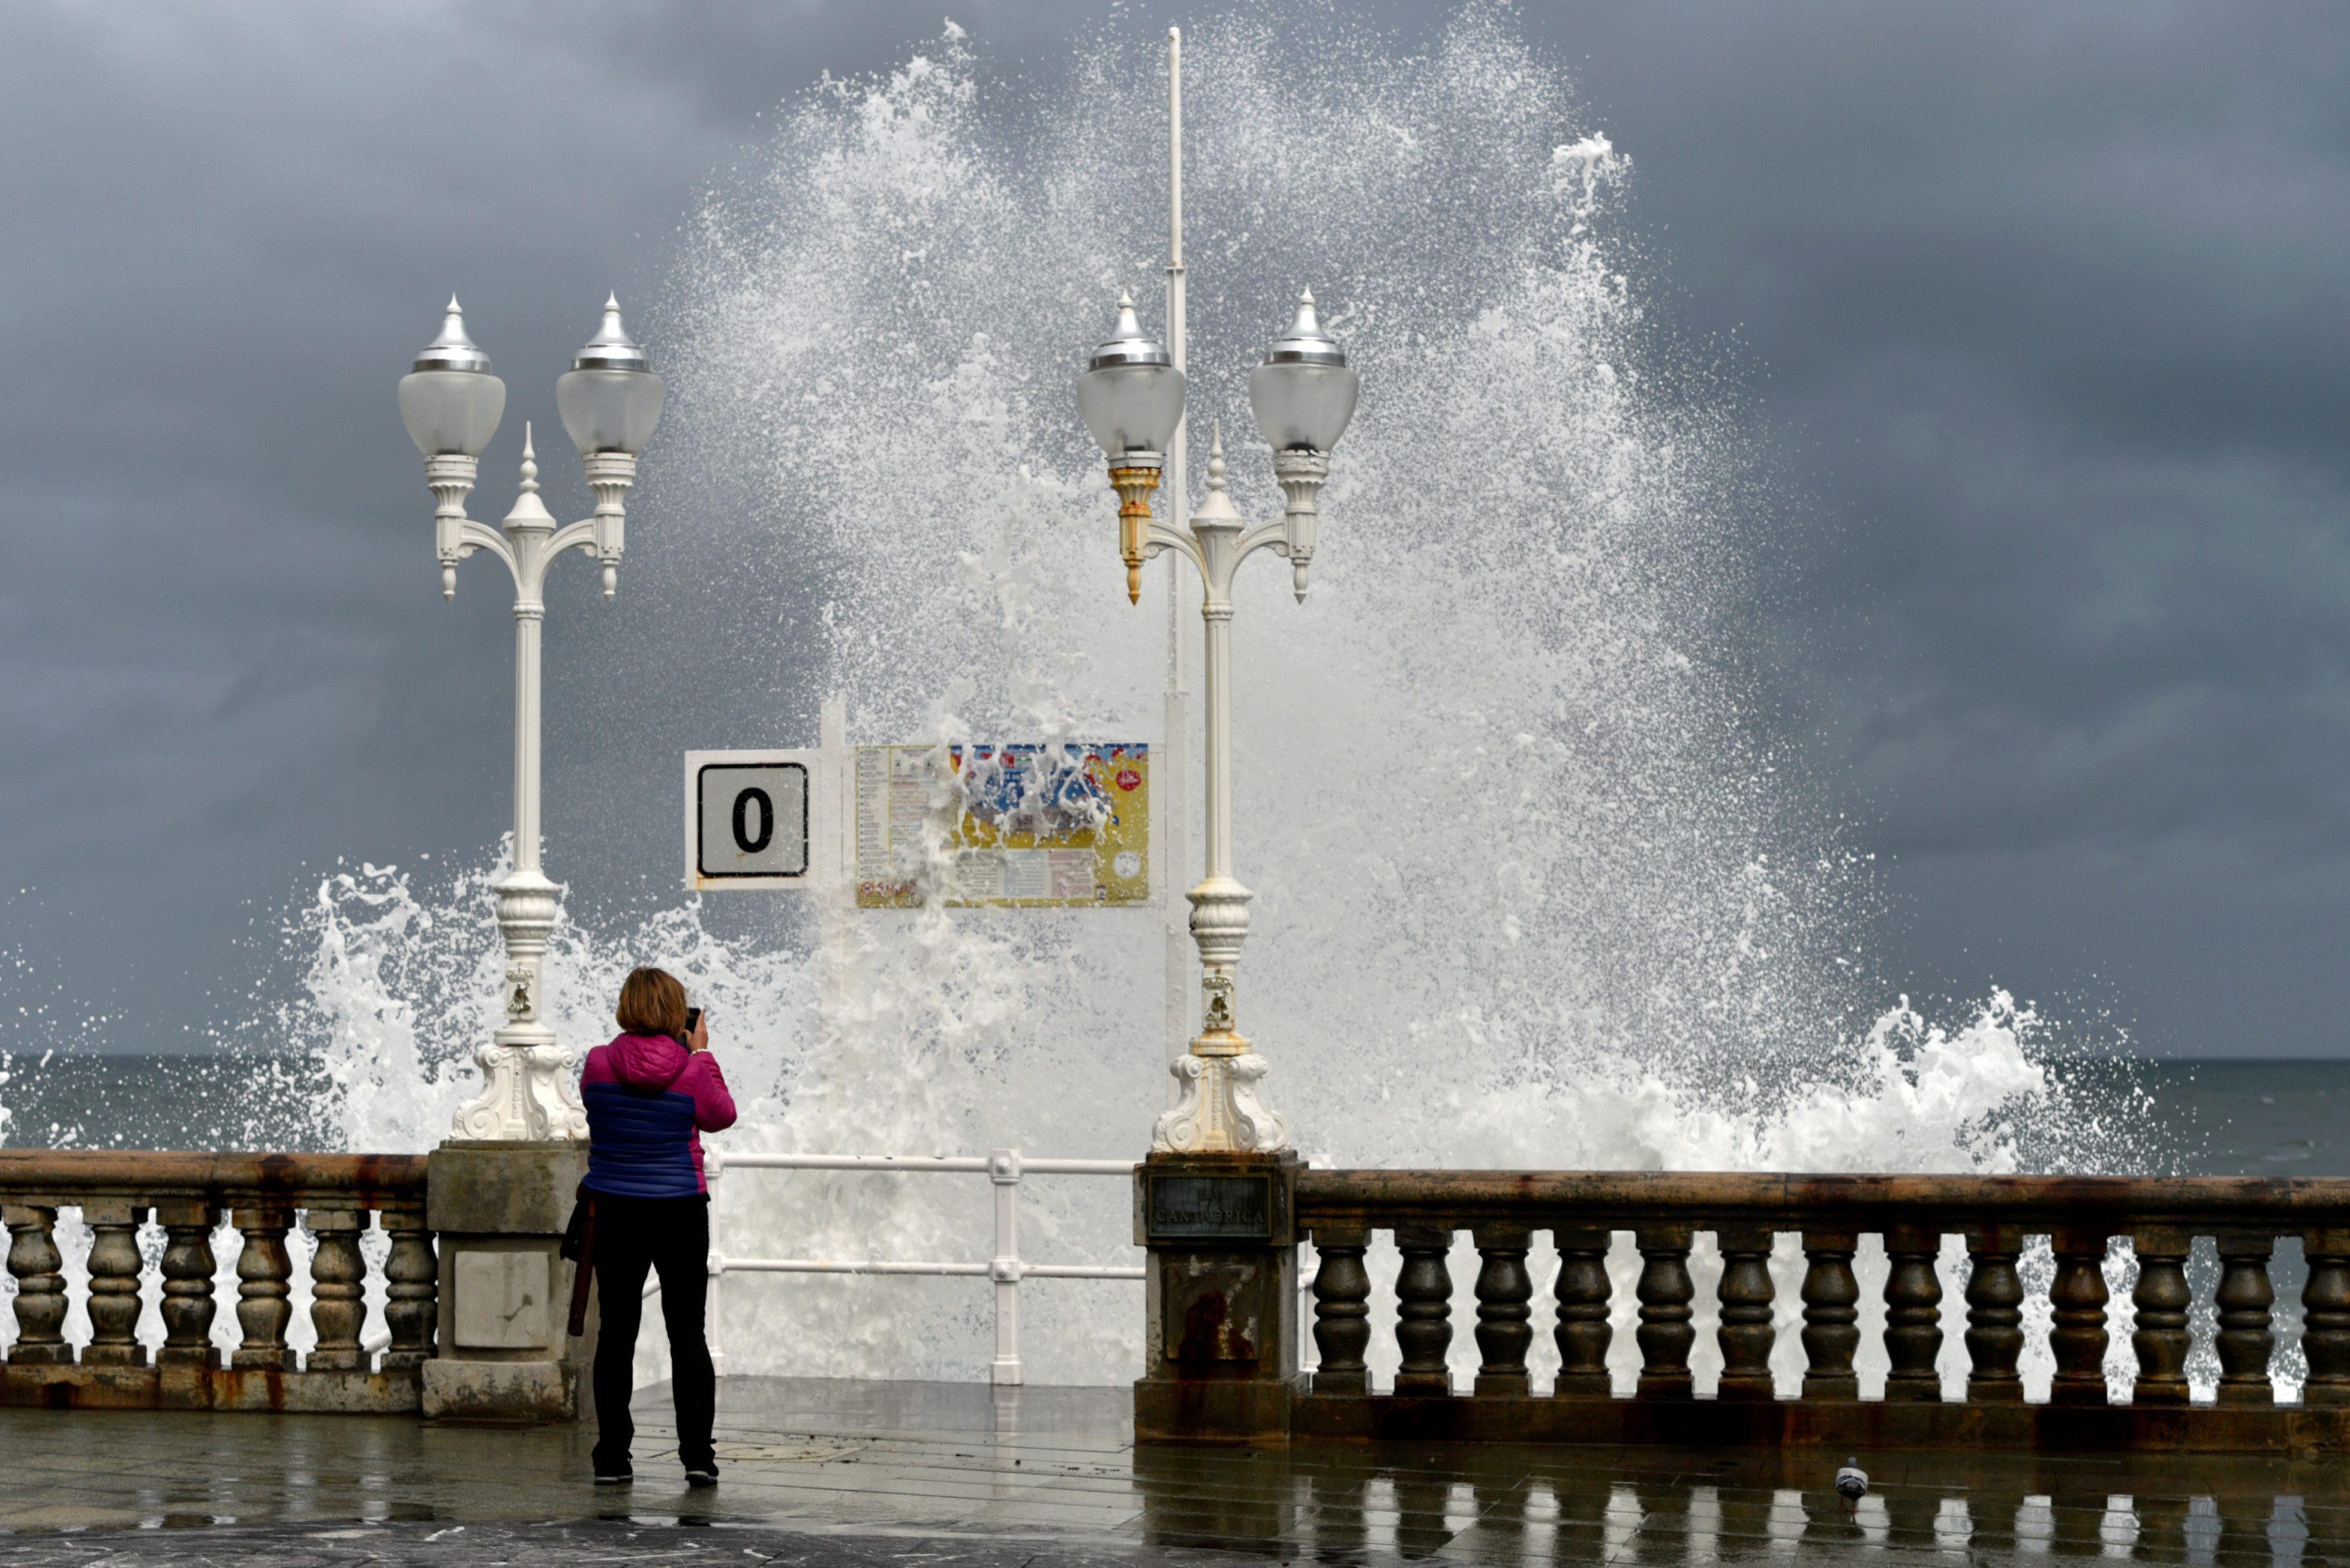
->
<box><xmin>0</xmin><ymin>1377</ymin><xmax>2344</xmax><ymax>1563</ymax></box>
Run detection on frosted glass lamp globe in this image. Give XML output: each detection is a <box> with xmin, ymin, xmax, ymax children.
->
<box><xmin>398</xmin><ymin>297</ymin><xmax>505</xmax><ymax>457</ymax></box>
<box><xmin>1076</xmin><ymin>293</ymin><xmax>1185</xmax><ymax>458</ymax></box>
<box><xmin>555</xmin><ymin>295</ymin><xmax>665</xmax><ymax>455</ymax></box>
<box><xmin>1248</xmin><ymin>289</ymin><xmax>1357</xmax><ymax>454</ymax></box>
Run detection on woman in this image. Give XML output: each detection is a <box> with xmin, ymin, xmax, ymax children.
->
<box><xmin>579</xmin><ymin>965</ymin><xmax>736</xmax><ymax>1487</ymax></box>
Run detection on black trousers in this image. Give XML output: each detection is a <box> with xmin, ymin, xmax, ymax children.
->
<box><xmin>590</xmin><ymin>1192</ymin><xmax>715</xmax><ymax>1473</ymax></box>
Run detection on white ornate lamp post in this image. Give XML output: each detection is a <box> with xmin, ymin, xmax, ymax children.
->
<box><xmin>1077</xmin><ymin>290</ymin><xmax>1358</xmax><ymax>1155</ymax></box>
<box><xmin>397</xmin><ymin>296</ymin><xmax>665</xmax><ymax>1141</ymax></box>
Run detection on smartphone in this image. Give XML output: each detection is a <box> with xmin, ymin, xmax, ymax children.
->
<box><xmin>683</xmin><ymin>1007</ymin><xmax>702</xmax><ymax>1038</ymax></box>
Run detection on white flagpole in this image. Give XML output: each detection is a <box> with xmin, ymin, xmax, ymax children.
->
<box><xmin>1161</xmin><ymin>26</ymin><xmax>1192</xmax><ymax>1089</ymax></box>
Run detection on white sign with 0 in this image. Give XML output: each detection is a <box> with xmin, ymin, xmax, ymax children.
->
<box><xmin>684</xmin><ymin>750</ymin><xmax>825</xmax><ymax>891</ymax></box>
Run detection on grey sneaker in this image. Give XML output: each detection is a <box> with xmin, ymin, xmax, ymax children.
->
<box><xmin>684</xmin><ymin>1467</ymin><xmax>718</xmax><ymax>1489</ymax></box>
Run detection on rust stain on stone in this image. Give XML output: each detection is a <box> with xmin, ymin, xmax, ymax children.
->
<box><xmin>1178</xmin><ymin>1289</ymin><xmax>1258</xmax><ymax>1363</ymax></box>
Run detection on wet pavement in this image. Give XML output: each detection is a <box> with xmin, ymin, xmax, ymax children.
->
<box><xmin>0</xmin><ymin>1377</ymin><xmax>2345</xmax><ymax>1563</ymax></box>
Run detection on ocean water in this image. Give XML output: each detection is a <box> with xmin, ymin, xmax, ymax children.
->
<box><xmin>5</xmin><ymin>1052</ymin><xmax>2343</xmax><ymax>1175</ymax></box>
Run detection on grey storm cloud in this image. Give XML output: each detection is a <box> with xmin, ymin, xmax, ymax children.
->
<box><xmin>2</xmin><ymin>0</ymin><xmax>2347</xmax><ymax>1057</ymax></box>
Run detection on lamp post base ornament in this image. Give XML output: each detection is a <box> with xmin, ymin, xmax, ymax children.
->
<box><xmin>1153</xmin><ymin>873</ymin><xmax>1290</xmax><ymax>1154</ymax></box>
<box><xmin>452</xmin><ymin>1041</ymin><xmax>585</xmax><ymax>1144</ymax></box>
<box><xmin>1156</xmin><ymin>1050</ymin><xmax>1289</xmax><ymax>1155</ymax></box>
<box><xmin>451</xmin><ymin>868</ymin><xmax>587</xmax><ymax>1142</ymax></box>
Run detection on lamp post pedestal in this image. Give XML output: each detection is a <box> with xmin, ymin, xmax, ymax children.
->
<box><xmin>1133</xmin><ymin>1149</ymin><xmax>1303</xmax><ymax>1444</ymax></box>
<box><xmin>421</xmin><ymin>1138</ymin><xmax>595</xmax><ymax>1424</ymax></box>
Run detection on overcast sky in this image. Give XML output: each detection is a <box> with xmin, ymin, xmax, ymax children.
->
<box><xmin>2</xmin><ymin>1</ymin><xmax>2347</xmax><ymax>1059</ymax></box>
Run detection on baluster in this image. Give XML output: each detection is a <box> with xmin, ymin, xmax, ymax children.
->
<box><xmin>1471</xmin><ymin>1222</ymin><xmax>1532</xmax><ymax>1397</ymax></box>
<box><xmin>305</xmin><ymin>1209</ymin><xmax>366</xmax><ymax>1372</ymax></box>
<box><xmin>1552</xmin><ymin>1227</ymin><xmax>1613</xmax><ymax>1397</ymax></box>
<box><xmin>232</xmin><ymin>1207</ymin><xmax>295</xmax><ymax>1371</ymax></box>
<box><xmin>2214</xmin><ymin>1232</ymin><xmax>2275</xmax><ymax>1406</ymax></box>
<box><xmin>156</xmin><ymin>1202</ymin><xmax>220</xmax><ymax>1368</ymax></box>
<box><xmin>1715</xmin><ymin>1226</ymin><xmax>1776</xmax><ymax>1401</ymax></box>
<box><xmin>382</xmin><ymin>1204</ymin><xmax>438</xmax><ymax>1369</ymax></box>
<box><xmin>2048</xmin><ymin>1227</ymin><xmax>2110</xmax><ymax>1405</ymax></box>
<box><xmin>1799</xmin><ymin>1228</ymin><xmax>1859</xmax><ymax>1401</ymax></box>
<box><xmin>1964</xmin><ymin>1226</ymin><xmax>2024</xmax><ymax>1402</ymax></box>
<box><xmin>1308</xmin><ymin>1226</ymin><xmax>1370</xmax><ymax>1395</ymax></box>
<box><xmin>2305</xmin><ymin>1227</ymin><xmax>2350</xmax><ymax>1406</ymax></box>
<box><xmin>1634</xmin><ymin>1224</ymin><xmax>1695</xmax><ymax>1400</ymax></box>
<box><xmin>2129</xmin><ymin>1228</ymin><xmax>2192</xmax><ymax>1405</ymax></box>
<box><xmin>1883</xmin><ymin>1224</ymin><xmax>1944</xmax><ymax>1403</ymax></box>
<box><xmin>1393</xmin><ymin>1226</ymin><xmax>1454</xmax><ymax>1395</ymax></box>
<box><xmin>81</xmin><ymin>1200</ymin><xmax>146</xmax><ymax>1367</ymax></box>
<box><xmin>3</xmin><ymin>1205</ymin><xmax>70</xmax><ymax>1365</ymax></box>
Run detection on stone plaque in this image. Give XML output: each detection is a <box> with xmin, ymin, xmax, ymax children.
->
<box><xmin>1146</xmin><ymin>1173</ymin><xmax>1272</xmax><ymax>1241</ymax></box>
<box><xmin>452</xmin><ymin>1249</ymin><xmax>550</xmax><ymax>1350</ymax></box>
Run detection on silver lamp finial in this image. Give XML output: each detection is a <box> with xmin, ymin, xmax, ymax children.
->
<box><xmin>572</xmin><ymin>294</ymin><xmax>649</xmax><ymax>371</ymax></box>
<box><xmin>1086</xmin><ymin>291</ymin><xmax>1174</xmax><ymax>372</ymax></box>
<box><xmin>413</xmin><ymin>296</ymin><xmax>493</xmax><ymax>374</ymax></box>
<box><xmin>1264</xmin><ymin>289</ymin><xmax>1346</xmax><ymax>368</ymax></box>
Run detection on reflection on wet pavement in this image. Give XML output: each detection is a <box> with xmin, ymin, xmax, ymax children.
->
<box><xmin>0</xmin><ymin>1377</ymin><xmax>2341</xmax><ymax>1563</ymax></box>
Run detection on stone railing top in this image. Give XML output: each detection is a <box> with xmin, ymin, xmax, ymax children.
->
<box><xmin>0</xmin><ymin>1149</ymin><xmax>426</xmax><ymax>1209</ymax></box>
<box><xmin>1295</xmin><ymin>1169</ymin><xmax>2350</xmax><ymax>1230</ymax></box>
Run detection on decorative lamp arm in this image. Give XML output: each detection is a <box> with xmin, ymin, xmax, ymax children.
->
<box><xmin>1237</xmin><ymin>519</ymin><xmax>1292</xmax><ymax>562</ymax></box>
<box><xmin>456</xmin><ymin>521</ymin><xmax>519</xmax><ymax>589</ymax></box>
<box><xmin>547</xmin><ymin>519</ymin><xmax>602</xmax><ymax>567</ymax></box>
<box><xmin>1145</xmin><ymin>520</ymin><xmax>1206</xmax><ymax>579</ymax></box>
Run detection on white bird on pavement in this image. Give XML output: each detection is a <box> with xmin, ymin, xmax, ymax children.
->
<box><xmin>1835</xmin><ymin>1458</ymin><xmax>1869</xmax><ymax>1502</ymax></box>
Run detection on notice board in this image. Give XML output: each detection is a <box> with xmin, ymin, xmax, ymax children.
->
<box><xmin>854</xmin><ymin>742</ymin><xmax>1149</xmax><ymax>909</ymax></box>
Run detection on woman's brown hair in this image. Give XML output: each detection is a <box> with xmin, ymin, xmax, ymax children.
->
<box><xmin>615</xmin><ymin>966</ymin><xmax>689</xmax><ymax>1038</ymax></box>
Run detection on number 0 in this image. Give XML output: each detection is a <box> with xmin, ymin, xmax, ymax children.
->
<box><xmin>732</xmin><ymin>788</ymin><xmax>773</xmax><ymax>854</ymax></box>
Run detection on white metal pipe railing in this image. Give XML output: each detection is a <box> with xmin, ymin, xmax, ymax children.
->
<box><xmin>637</xmin><ymin>1148</ymin><xmax>1141</xmax><ymax>1386</ymax></box>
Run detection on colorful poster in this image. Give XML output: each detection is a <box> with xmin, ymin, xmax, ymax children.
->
<box><xmin>855</xmin><ymin>742</ymin><xmax>1149</xmax><ymax>909</ymax></box>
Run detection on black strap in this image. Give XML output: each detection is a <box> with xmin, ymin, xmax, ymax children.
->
<box><xmin>563</xmin><ymin>1184</ymin><xmax>598</xmax><ymax>1338</ymax></box>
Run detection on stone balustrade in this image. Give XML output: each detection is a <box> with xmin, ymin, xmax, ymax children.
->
<box><xmin>1</xmin><ymin>1150</ymin><xmax>433</xmax><ymax>1412</ymax></box>
<box><xmin>1291</xmin><ymin>1170</ymin><xmax>2350</xmax><ymax>1450</ymax></box>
